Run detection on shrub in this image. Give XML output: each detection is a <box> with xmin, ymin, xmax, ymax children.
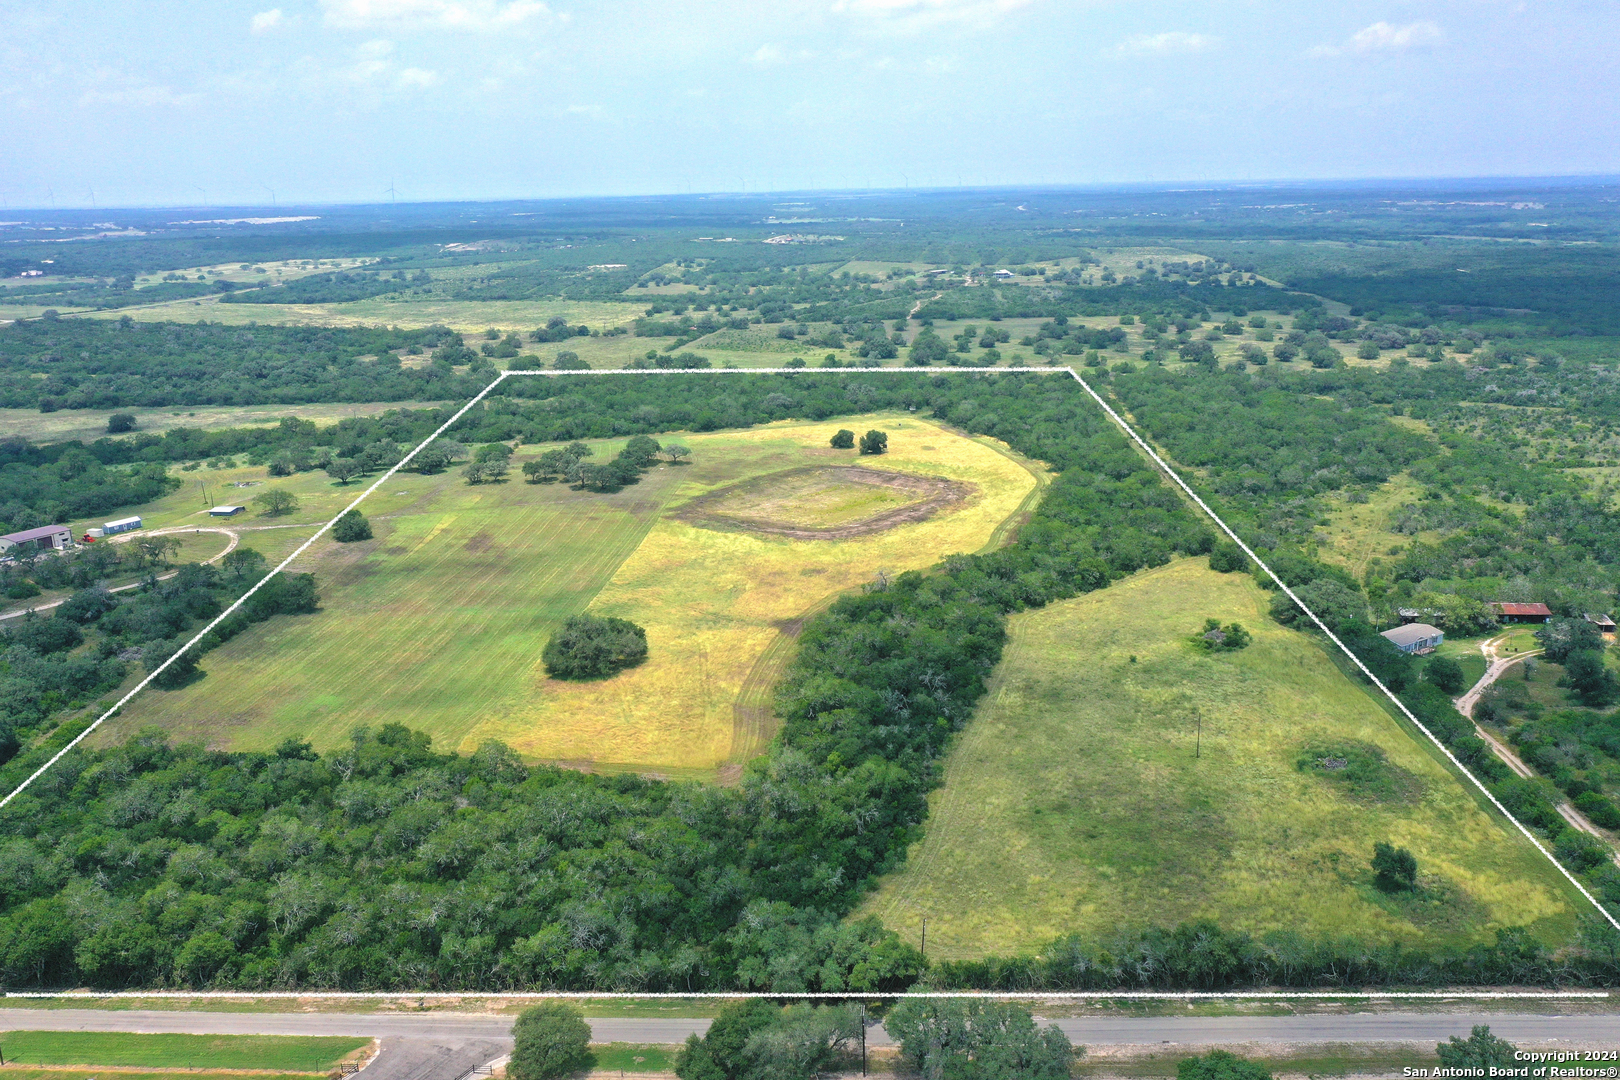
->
<box><xmin>1208</xmin><ymin>541</ymin><xmax>1248</xmax><ymax>574</ymax></box>
<box><xmin>1178</xmin><ymin>1050</ymin><xmax>1273</xmax><ymax>1080</ymax></box>
<box><xmin>1372</xmin><ymin>840</ymin><xmax>1417</xmax><ymax>892</ymax></box>
<box><xmin>332</xmin><ymin>510</ymin><xmax>372</xmax><ymax>543</ymax></box>
<box><xmin>107</xmin><ymin>413</ymin><xmax>137</xmax><ymax>434</ymax></box>
<box><xmin>1437</xmin><ymin>1026</ymin><xmax>1518</xmax><ymax>1071</ymax></box>
<box><xmin>858</xmin><ymin>430</ymin><xmax>888</xmax><ymax>455</ymax></box>
<box><xmin>829</xmin><ymin>429</ymin><xmax>855</xmax><ymax>449</ymax></box>
<box><xmin>542</xmin><ymin>615</ymin><xmax>649</xmax><ymax>680</ymax></box>
<box><xmin>1574</xmin><ymin>791</ymin><xmax>1620</xmax><ymax>829</ymax></box>
<box><xmin>509</xmin><ymin>1003</ymin><xmax>593</xmax><ymax>1080</ymax></box>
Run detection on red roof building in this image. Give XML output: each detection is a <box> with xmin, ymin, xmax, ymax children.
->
<box><xmin>1491</xmin><ymin>602</ymin><xmax>1553</xmax><ymax>623</ymax></box>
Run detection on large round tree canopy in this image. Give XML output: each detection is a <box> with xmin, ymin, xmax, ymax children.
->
<box><xmin>542</xmin><ymin>614</ymin><xmax>649</xmax><ymax>680</ymax></box>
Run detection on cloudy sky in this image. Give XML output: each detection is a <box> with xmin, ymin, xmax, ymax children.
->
<box><xmin>1</xmin><ymin>0</ymin><xmax>1616</xmax><ymax>207</ymax></box>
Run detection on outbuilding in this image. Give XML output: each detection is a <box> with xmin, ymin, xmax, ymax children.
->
<box><xmin>1380</xmin><ymin>622</ymin><xmax>1445</xmax><ymax>655</ymax></box>
<box><xmin>1585</xmin><ymin>613</ymin><xmax>1617</xmax><ymax>636</ymax></box>
<box><xmin>209</xmin><ymin>505</ymin><xmax>245</xmax><ymax>517</ymax></box>
<box><xmin>1490</xmin><ymin>602</ymin><xmax>1552</xmax><ymax>624</ymax></box>
<box><xmin>0</xmin><ymin>524</ymin><xmax>74</xmax><ymax>554</ymax></box>
<box><xmin>104</xmin><ymin>516</ymin><xmax>142</xmax><ymax>535</ymax></box>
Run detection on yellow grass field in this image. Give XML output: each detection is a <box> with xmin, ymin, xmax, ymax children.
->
<box><xmin>858</xmin><ymin>558</ymin><xmax>1582</xmax><ymax>956</ymax></box>
<box><xmin>466</xmin><ymin>417</ymin><xmax>1044</xmax><ymax>771</ymax></box>
<box><xmin>103</xmin><ymin>415</ymin><xmax>1044</xmax><ymax>777</ymax></box>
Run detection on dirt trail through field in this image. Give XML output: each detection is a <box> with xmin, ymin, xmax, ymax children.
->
<box><xmin>677</xmin><ymin>465</ymin><xmax>972</xmax><ymax>540</ymax></box>
<box><xmin>1454</xmin><ymin>633</ymin><xmax>1618</xmax><ymax>855</ymax></box>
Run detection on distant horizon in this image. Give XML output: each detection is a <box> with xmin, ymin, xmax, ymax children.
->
<box><xmin>6</xmin><ymin>173</ymin><xmax>1620</xmax><ymax>215</ymax></box>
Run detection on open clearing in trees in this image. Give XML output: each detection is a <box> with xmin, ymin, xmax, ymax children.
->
<box><xmin>103</xmin><ymin>414</ymin><xmax>1042</xmax><ymax>776</ymax></box>
<box><xmin>858</xmin><ymin>558</ymin><xmax>1582</xmax><ymax>958</ymax></box>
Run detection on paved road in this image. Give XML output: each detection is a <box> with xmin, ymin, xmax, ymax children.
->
<box><xmin>2</xmin><ymin>1008</ymin><xmax>1619</xmax><ymax>1049</ymax></box>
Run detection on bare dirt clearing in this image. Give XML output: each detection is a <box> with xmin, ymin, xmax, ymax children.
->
<box><xmin>675</xmin><ymin>464</ymin><xmax>973</xmax><ymax>540</ymax></box>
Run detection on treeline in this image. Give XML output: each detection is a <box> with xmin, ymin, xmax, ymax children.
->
<box><xmin>0</xmin><ymin>319</ymin><xmax>487</xmax><ymax>410</ymax></box>
<box><xmin>937</xmin><ymin>919</ymin><xmax>1620</xmax><ymax>989</ymax></box>
<box><xmin>223</xmin><ymin>269</ymin><xmax>430</xmax><ymax>306</ymax></box>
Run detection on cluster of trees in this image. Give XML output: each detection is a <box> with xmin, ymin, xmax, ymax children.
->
<box><xmin>1196</xmin><ymin>619</ymin><xmax>1251</xmax><ymax>651</ymax></box>
<box><xmin>541</xmin><ymin>615</ymin><xmax>648</xmax><ymax>680</ymax></box>
<box><xmin>674</xmin><ymin>998</ymin><xmax>1076</xmax><ymax>1080</ymax></box>
<box><xmin>0</xmin><ymin>547</ymin><xmax>317</xmax><ymax>768</ymax></box>
<box><xmin>519</xmin><ymin>435</ymin><xmax>670</xmax><ymax>492</ymax></box>
<box><xmin>0</xmin><ymin>320</ymin><xmax>485</xmax><ymax>410</ymax></box>
<box><xmin>462</xmin><ymin>443</ymin><xmax>514</xmax><ymax>485</ymax></box>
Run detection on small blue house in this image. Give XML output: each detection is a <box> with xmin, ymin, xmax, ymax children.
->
<box><xmin>104</xmin><ymin>516</ymin><xmax>142</xmax><ymax>535</ymax></box>
<box><xmin>1381</xmin><ymin>622</ymin><xmax>1444</xmax><ymax>655</ymax></box>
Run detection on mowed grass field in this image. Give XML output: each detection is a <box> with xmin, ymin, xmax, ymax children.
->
<box><xmin>857</xmin><ymin>558</ymin><xmax>1581</xmax><ymax>957</ymax></box>
<box><xmin>106</xmin><ymin>415</ymin><xmax>1042</xmax><ymax>776</ymax></box>
<box><xmin>0</xmin><ymin>1032</ymin><xmax>366</xmax><ymax>1071</ymax></box>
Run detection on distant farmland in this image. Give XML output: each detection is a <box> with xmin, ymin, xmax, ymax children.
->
<box><xmin>103</xmin><ymin>415</ymin><xmax>1042</xmax><ymax>776</ymax></box>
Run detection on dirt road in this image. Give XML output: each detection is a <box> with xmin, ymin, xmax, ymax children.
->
<box><xmin>1454</xmin><ymin>634</ymin><xmax>1616</xmax><ymax>848</ymax></box>
<box><xmin>0</xmin><ymin>521</ymin><xmax>320</xmax><ymax>622</ymax></box>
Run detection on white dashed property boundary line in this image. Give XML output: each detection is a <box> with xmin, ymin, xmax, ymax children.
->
<box><xmin>0</xmin><ymin>373</ymin><xmax>511</xmax><ymax>810</ymax></box>
<box><xmin>1060</xmin><ymin>367</ymin><xmax>1620</xmax><ymax>933</ymax></box>
<box><xmin>0</xmin><ymin>989</ymin><xmax>1607</xmax><ymax>1000</ymax></box>
<box><xmin>3</xmin><ymin>363</ymin><xmax>1613</xmax><ymax>938</ymax></box>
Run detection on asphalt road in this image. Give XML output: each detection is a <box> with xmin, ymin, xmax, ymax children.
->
<box><xmin>2</xmin><ymin>1008</ymin><xmax>1619</xmax><ymax>1049</ymax></box>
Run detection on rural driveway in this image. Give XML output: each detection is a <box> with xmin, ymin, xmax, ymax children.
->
<box><xmin>1</xmin><ymin>1008</ymin><xmax>1618</xmax><ymax>1049</ymax></box>
<box><xmin>0</xmin><ymin>521</ymin><xmax>321</xmax><ymax>622</ymax></box>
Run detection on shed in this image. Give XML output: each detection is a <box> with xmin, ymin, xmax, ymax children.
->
<box><xmin>0</xmin><ymin>524</ymin><xmax>74</xmax><ymax>554</ymax></box>
<box><xmin>104</xmin><ymin>516</ymin><xmax>142</xmax><ymax>535</ymax></box>
<box><xmin>209</xmin><ymin>505</ymin><xmax>245</xmax><ymax>517</ymax></box>
<box><xmin>1380</xmin><ymin>622</ymin><xmax>1445</xmax><ymax>655</ymax></box>
<box><xmin>1490</xmin><ymin>602</ymin><xmax>1552</xmax><ymax>623</ymax></box>
<box><xmin>1397</xmin><ymin>607</ymin><xmax>1440</xmax><ymax>625</ymax></box>
<box><xmin>1585</xmin><ymin>613</ymin><xmax>1617</xmax><ymax>635</ymax></box>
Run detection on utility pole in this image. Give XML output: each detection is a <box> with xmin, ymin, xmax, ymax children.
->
<box><xmin>920</xmin><ymin>916</ymin><xmax>927</xmax><ymax>960</ymax></box>
<box><xmin>860</xmin><ymin>1003</ymin><xmax>867</xmax><ymax>1076</ymax></box>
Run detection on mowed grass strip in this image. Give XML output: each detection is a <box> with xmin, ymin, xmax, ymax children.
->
<box><xmin>858</xmin><ymin>558</ymin><xmax>1580</xmax><ymax>958</ymax></box>
<box><xmin>466</xmin><ymin>416</ymin><xmax>1045</xmax><ymax>770</ymax></box>
<box><xmin>0</xmin><ymin>1033</ymin><xmax>366</xmax><ymax>1072</ymax></box>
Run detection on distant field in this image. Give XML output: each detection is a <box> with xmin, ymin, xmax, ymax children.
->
<box><xmin>0</xmin><ymin>1032</ymin><xmax>366</xmax><ymax>1072</ymax></box>
<box><xmin>0</xmin><ymin>400</ymin><xmax>443</xmax><ymax>446</ymax></box>
<box><xmin>78</xmin><ymin>296</ymin><xmax>639</xmax><ymax>333</ymax></box>
<box><xmin>858</xmin><ymin>558</ymin><xmax>1580</xmax><ymax>957</ymax></box>
<box><xmin>104</xmin><ymin>415</ymin><xmax>1042</xmax><ymax>775</ymax></box>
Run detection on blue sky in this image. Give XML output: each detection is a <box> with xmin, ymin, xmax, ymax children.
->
<box><xmin>2</xmin><ymin>0</ymin><xmax>1616</xmax><ymax>207</ymax></box>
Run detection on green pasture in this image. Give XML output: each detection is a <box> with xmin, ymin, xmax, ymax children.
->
<box><xmin>858</xmin><ymin>558</ymin><xmax>1581</xmax><ymax>958</ymax></box>
<box><xmin>101</xmin><ymin>416</ymin><xmax>1029</xmax><ymax>771</ymax></box>
<box><xmin>0</xmin><ymin>1032</ymin><xmax>366</xmax><ymax>1072</ymax></box>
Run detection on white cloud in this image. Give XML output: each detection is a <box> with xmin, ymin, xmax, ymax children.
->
<box><xmin>1114</xmin><ymin>31</ymin><xmax>1218</xmax><ymax>56</ymax></box>
<box><xmin>1310</xmin><ymin>20</ymin><xmax>1443</xmax><ymax>56</ymax></box>
<box><xmin>321</xmin><ymin>0</ymin><xmax>555</xmax><ymax>32</ymax></box>
<box><xmin>251</xmin><ymin>8</ymin><xmax>286</xmax><ymax>33</ymax></box>
<box><xmin>78</xmin><ymin>82</ymin><xmax>198</xmax><ymax>108</ymax></box>
<box><xmin>358</xmin><ymin>38</ymin><xmax>396</xmax><ymax>58</ymax></box>
<box><xmin>748</xmin><ymin>44</ymin><xmax>817</xmax><ymax>66</ymax></box>
<box><xmin>396</xmin><ymin>67</ymin><xmax>442</xmax><ymax>88</ymax></box>
<box><xmin>833</xmin><ymin>0</ymin><xmax>1037</xmax><ymax>31</ymax></box>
